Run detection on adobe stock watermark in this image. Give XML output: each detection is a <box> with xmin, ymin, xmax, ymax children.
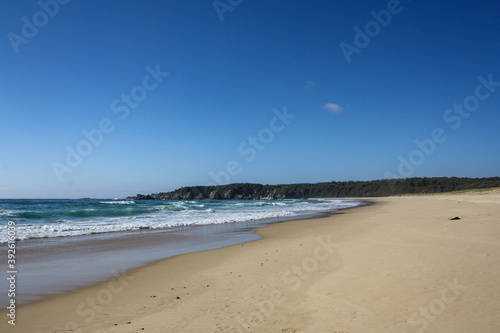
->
<box><xmin>6</xmin><ymin>221</ymin><xmax>17</xmax><ymax>326</ymax></box>
<box><xmin>339</xmin><ymin>0</ymin><xmax>405</xmax><ymax>64</ymax></box>
<box><xmin>399</xmin><ymin>278</ymin><xmax>466</xmax><ymax>333</ymax></box>
<box><xmin>207</xmin><ymin>106</ymin><xmax>295</xmax><ymax>186</ymax></box>
<box><xmin>213</xmin><ymin>0</ymin><xmax>243</xmax><ymax>22</ymax></box>
<box><xmin>7</xmin><ymin>0</ymin><xmax>71</xmax><ymax>54</ymax></box>
<box><xmin>52</xmin><ymin>64</ymin><xmax>169</xmax><ymax>186</ymax></box>
<box><xmin>384</xmin><ymin>74</ymin><xmax>499</xmax><ymax>181</ymax></box>
<box><xmin>64</xmin><ymin>268</ymin><xmax>135</xmax><ymax>332</ymax></box>
<box><xmin>235</xmin><ymin>234</ymin><xmax>338</xmax><ymax>332</ymax></box>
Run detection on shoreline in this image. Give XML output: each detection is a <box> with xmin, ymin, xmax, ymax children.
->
<box><xmin>0</xmin><ymin>199</ymin><xmax>364</xmax><ymax>306</ymax></box>
<box><xmin>2</xmin><ymin>191</ymin><xmax>500</xmax><ymax>332</ymax></box>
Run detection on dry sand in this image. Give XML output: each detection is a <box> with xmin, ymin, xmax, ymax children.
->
<box><xmin>2</xmin><ymin>190</ymin><xmax>500</xmax><ymax>332</ymax></box>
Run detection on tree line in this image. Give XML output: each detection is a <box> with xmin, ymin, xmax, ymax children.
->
<box><xmin>129</xmin><ymin>177</ymin><xmax>500</xmax><ymax>200</ymax></box>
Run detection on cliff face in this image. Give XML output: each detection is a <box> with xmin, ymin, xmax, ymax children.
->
<box><xmin>128</xmin><ymin>177</ymin><xmax>500</xmax><ymax>200</ymax></box>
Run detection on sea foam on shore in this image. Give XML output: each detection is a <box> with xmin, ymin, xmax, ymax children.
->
<box><xmin>0</xmin><ymin>198</ymin><xmax>362</xmax><ymax>243</ymax></box>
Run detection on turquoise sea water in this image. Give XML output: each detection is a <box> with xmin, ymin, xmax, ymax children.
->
<box><xmin>0</xmin><ymin>198</ymin><xmax>362</xmax><ymax>243</ymax></box>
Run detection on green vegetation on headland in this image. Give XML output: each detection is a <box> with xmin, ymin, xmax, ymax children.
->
<box><xmin>128</xmin><ymin>177</ymin><xmax>500</xmax><ymax>200</ymax></box>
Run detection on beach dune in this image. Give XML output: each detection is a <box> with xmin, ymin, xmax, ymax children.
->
<box><xmin>2</xmin><ymin>190</ymin><xmax>500</xmax><ymax>332</ymax></box>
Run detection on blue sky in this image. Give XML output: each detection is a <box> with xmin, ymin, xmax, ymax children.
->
<box><xmin>1</xmin><ymin>0</ymin><xmax>499</xmax><ymax>198</ymax></box>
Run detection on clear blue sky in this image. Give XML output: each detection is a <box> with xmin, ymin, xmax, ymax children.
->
<box><xmin>1</xmin><ymin>0</ymin><xmax>499</xmax><ymax>198</ymax></box>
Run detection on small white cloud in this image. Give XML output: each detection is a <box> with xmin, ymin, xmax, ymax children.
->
<box><xmin>306</xmin><ymin>80</ymin><xmax>316</xmax><ymax>88</ymax></box>
<box><xmin>323</xmin><ymin>103</ymin><xmax>344</xmax><ymax>113</ymax></box>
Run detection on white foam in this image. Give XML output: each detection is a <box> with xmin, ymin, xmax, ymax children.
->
<box><xmin>0</xmin><ymin>210</ymin><xmax>16</xmax><ymax>217</ymax></box>
<box><xmin>99</xmin><ymin>200</ymin><xmax>135</xmax><ymax>205</ymax></box>
<box><xmin>0</xmin><ymin>199</ymin><xmax>363</xmax><ymax>243</ymax></box>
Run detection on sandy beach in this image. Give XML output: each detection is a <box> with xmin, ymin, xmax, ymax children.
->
<box><xmin>2</xmin><ymin>190</ymin><xmax>500</xmax><ymax>332</ymax></box>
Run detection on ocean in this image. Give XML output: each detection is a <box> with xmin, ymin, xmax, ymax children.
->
<box><xmin>0</xmin><ymin>198</ymin><xmax>363</xmax><ymax>305</ymax></box>
<box><xmin>0</xmin><ymin>198</ymin><xmax>362</xmax><ymax>243</ymax></box>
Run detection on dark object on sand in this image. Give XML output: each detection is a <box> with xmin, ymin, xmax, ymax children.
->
<box><xmin>449</xmin><ymin>216</ymin><xmax>461</xmax><ymax>220</ymax></box>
